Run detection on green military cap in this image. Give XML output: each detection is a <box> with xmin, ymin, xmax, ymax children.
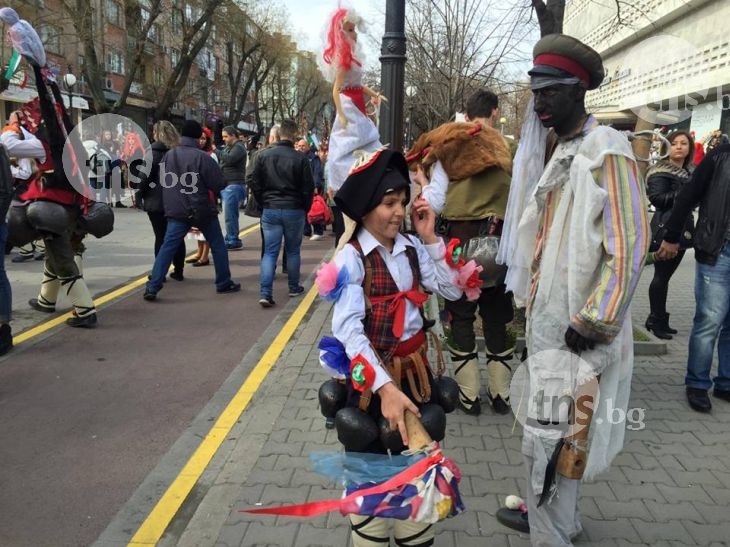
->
<box><xmin>528</xmin><ymin>34</ymin><xmax>605</xmax><ymax>90</ymax></box>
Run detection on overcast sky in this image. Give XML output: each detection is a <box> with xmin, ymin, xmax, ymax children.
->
<box><xmin>280</xmin><ymin>0</ymin><xmax>384</xmax><ymax>70</ymax></box>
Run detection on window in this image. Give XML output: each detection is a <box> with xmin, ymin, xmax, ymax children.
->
<box><xmin>105</xmin><ymin>0</ymin><xmax>122</xmax><ymax>26</ymax></box>
<box><xmin>39</xmin><ymin>24</ymin><xmax>61</xmax><ymax>54</ymax></box>
<box><xmin>171</xmin><ymin>9</ymin><xmax>183</xmax><ymax>33</ymax></box>
<box><xmin>106</xmin><ymin>48</ymin><xmax>124</xmax><ymax>74</ymax></box>
<box><xmin>149</xmin><ymin>23</ymin><xmax>161</xmax><ymax>43</ymax></box>
<box><xmin>154</xmin><ymin>67</ymin><xmax>165</xmax><ymax>86</ymax></box>
<box><xmin>170</xmin><ymin>47</ymin><xmax>180</xmax><ymax>66</ymax></box>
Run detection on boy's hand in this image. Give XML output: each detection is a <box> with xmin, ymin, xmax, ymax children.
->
<box><xmin>411</xmin><ymin>197</ymin><xmax>437</xmax><ymax>244</ymax></box>
<box><xmin>377</xmin><ymin>382</ymin><xmax>420</xmax><ymax>446</ymax></box>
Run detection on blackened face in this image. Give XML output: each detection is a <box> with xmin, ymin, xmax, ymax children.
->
<box><xmin>532</xmin><ymin>84</ymin><xmax>583</xmax><ymax>135</ymax></box>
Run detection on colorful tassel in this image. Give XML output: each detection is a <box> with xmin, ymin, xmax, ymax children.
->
<box><xmin>318</xmin><ymin>336</ymin><xmax>349</xmax><ymax>378</ymax></box>
<box><xmin>315</xmin><ymin>262</ymin><xmax>348</xmax><ymax>301</ymax></box>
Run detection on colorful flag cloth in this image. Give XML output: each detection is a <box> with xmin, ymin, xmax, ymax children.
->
<box><xmin>242</xmin><ymin>448</ymin><xmax>465</xmax><ymax>523</ymax></box>
<box><xmin>341</xmin><ymin>452</ymin><xmax>464</xmax><ymax>523</ymax></box>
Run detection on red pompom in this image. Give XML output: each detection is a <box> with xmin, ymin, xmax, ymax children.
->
<box><xmin>445</xmin><ymin>238</ymin><xmax>465</xmax><ymax>269</ymax></box>
<box><xmin>349</xmin><ymin>354</ymin><xmax>376</xmax><ymax>392</ymax></box>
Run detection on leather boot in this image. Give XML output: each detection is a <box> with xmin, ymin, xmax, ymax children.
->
<box><xmin>486</xmin><ymin>347</ymin><xmax>514</xmax><ymax>415</ymax></box>
<box><xmin>449</xmin><ymin>345</ymin><xmax>481</xmax><ymax>415</ymax></box>
<box><xmin>645</xmin><ymin>313</ymin><xmax>672</xmax><ymax>340</ymax></box>
<box><xmin>664</xmin><ymin>313</ymin><xmax>678</xmax><ymax>334</ymax></box>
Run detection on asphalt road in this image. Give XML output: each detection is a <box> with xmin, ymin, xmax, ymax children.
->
<box><xmin>0</xmin><ymin>204</ymin><xmax>333</xmax><ymax>547</ymax></box>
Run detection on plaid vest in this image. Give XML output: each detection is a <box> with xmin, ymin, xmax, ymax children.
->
<box><xmin>350</xmin><ymin>238</ymin><xmax>423</xmax><ymax>357</ymax></box>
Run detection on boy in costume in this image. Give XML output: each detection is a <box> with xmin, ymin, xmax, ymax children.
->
<box><xmin>320</xmin><ymin>148</ymin><xmax>478</xmax><ymax>546</ymax></box>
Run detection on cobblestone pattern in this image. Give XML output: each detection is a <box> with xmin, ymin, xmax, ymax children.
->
<box><xmin>201</xmin><ymin>250</ymin><xmax>730</xmax><ymax>546</ymax></box>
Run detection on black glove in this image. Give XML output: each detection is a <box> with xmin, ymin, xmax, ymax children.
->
<box><xmin>564</xmin><ymin>325</ymin><xmax>595</xmax><ymax>353</ymax></box>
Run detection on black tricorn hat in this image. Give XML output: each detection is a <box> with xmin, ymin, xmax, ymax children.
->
<box><xmin>528</xmin><ymin>34</ymin><xmax>605</xmax><ymax>90</ymax></box>
<box><xmin>334</xmin><ymin>148</ymin><xmax>411</xmax><ymax>221</ymax></box>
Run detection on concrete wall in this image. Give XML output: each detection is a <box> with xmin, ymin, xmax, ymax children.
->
<box><xmin>565</xmin><ymin>0</ymin><xmax>730</xmax><ymax>126</ymax></box>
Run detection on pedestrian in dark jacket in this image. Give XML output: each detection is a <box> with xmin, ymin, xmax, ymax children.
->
<box><xmin>247</xmin><ymin>119</ymin><xmax>313</xmax><ymax>307</ymax></box>
<box><xmin>218</xmin><ymin>126</ymin><xmax>247</xmax><ymax>250</ymax></box>
<box><xmin>645</xmin><ymin>130</ymin><xmax>695</xmax><ymax>339</ymax></box>
<box><xmin>658</xmin><ymin>140</ymin><xmax>730</xmax><ymax>413</ymax></box>
<box><xmin>137</xmin><ymin>121</ymin><xmax>186</xmax><ymax>281</ymax></box>
<box><xmin>143</xmin><ymin>120</ymin><xmax>240</xmax><ymax>300</ymax></box>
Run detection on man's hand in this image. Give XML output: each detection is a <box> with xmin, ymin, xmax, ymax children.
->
<box><xmin>412</xmin><ymin>164</ymin><xmax>428</xmax><ymax>193</ymax></box>
<box><xmin>565</xmin><ymin>325</ymin><xmax>595</xmax><ymax>353</ymax></box>
<box><xmin>656</xmin><ymin>240</ymin><xmax>680</xmax><ymax>260</ymax></box>
<box><xmin>377</xmin><ymin>382</ymin><xmax>420</xmax><ymax>446</ymax></box>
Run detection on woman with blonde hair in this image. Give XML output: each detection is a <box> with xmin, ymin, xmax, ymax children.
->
<box><xmin>137</xmin><ymin>120</ymin><xmax>186</xmax><ymax>281</ymax></box>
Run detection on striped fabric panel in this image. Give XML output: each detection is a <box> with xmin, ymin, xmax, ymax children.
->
<box><xmin>576</xmin><ymin>155</ymin><xmax>649</xmax><ymax>341</ymax></box>
<box><xmin>527</xmin><ymin>192</ymin><xmax>555</xmax><ymax>316</ymax></box>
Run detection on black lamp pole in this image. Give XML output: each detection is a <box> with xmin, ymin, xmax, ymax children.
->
<box><xmin>379</xmin><ymin>0</ymin><xmax>406</xmax><ymax>151</ymax></box>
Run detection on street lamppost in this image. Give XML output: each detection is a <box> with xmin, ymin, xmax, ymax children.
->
<box><xmin>500</xmin><ymin>116</ymin><xmax>507</xmax><ymax>135</ymax></box>
<box><xmin>405</xmin><ymin>85</ymin><xmax>416</xmax><ymax>149</ymax></box>
<box><xmin>63</xmin><ymin>66</ymin><xmax>77</xmax><ymax>125</ymax></box>
<box><xmin>379</xmin><ymin>0</ymin><xmax>406</xmax><ymax>150</ymax></box>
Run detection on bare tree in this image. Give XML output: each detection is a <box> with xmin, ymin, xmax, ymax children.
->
<box><xmin>152</xmin><ymin>0</ymin><xmax>228</xmax><ymax>120</ymax></box>
<box><xmin>405</xmin><ymin>0</ymin><xmax>533</xmax><ymax>132</ymax></box>
<box><xmin>531</xmin><ymin>0</ymin><xmax>564</xmax><ymax>36</ymax></box>
<box><xmin>59</xmin><ymin>0</ymin><xmax>226</xmax><ymax>117</ymax></box>
<box><xmin>218</xmin><ymin>3</ymin><xmax>287</xmax><ymax>126</ymax></box>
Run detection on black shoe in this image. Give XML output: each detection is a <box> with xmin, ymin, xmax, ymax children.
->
<box><xmin>664</xmin><ymin>313</ymin><xmax>678</xmax><ymax>335</ymax></box>
<box><xmin>489</xmin><ymin>393</ymin><xmax>511</xmax><ymax>415</ymax></box>
<box><xmin>217</xmin><ymin>281</ymin><xmax>241</xmax><ymax>294</ymax></box>
<box><xmin>645</xmin><ymin>313</ymin><xmax>673</xmax><ymax>340</ymax></box>
<box><xmin>496</xmin><ymin>507</ymin><xmax>530</xmax><ymax>534</ymax></box>
<box><xmin>11</xmin><ymin>254</ymin><xmax>34</xmax><ymax>263</ymax></box>
<box><xmin>288</xmin><ymin>286</ymin><xmax>305</xmax><ymax>297</ymax></box>
<box><xmin>325</xmin><ymin>417</ymin><xmax>336</xmax><ymax>429</ymax></box>
<box><xmin>115</xmin><ymin>201</ymin><xmax>127</xmax><ymax>208</ymax></box>
<box><xmin>29</xmin><ymin>297</ymin><xmax>56</xmax><ymax>313</ymax></box>
<box><xmin>258</xmin><ymin>297</ymin><xmax>275</xmax><ymax>308</ymax></box>
<box><xmin>169</xmin><ymin>271</ymin><xmax>184</xmax><ymax>281</ymax></box>
<box><xmin>713</xmin><ymin>388</ymin><xmax>730</xmax><ymax>402</ymax></box>
<box><xmin>0</xmin><ymin>323</ymin><xmax>13</xmax><ymax>356</ymax></box>
<box><xmin>143</xmin><ymin>289</ymin><xmax>157</xmax><ymax>301</ymax></box>
<box><xmin>458</xmin><ymin>398</ymin><xmax>481</xmax><ymax>416</ymax></box>
<box><xmin>66</xmin><ymin>312</ymin><xmax>98</xmax><ymax>328</ymax></box>
<box><xmin>686</xmin><ymin>388</ymin><xmax>712</xmax><ymax>412</ymax></box>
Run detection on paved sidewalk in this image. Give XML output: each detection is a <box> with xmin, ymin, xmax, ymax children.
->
<box><xmin>110</xmin><ymin>248</ymin><xmax>730</xmax><ymax>546</ymax></box>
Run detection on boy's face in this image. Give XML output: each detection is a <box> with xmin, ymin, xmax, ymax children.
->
<box><xmin>362</xmin><ymin>188</ymin><xmax>407</xmax><ymax>245</ymax></box>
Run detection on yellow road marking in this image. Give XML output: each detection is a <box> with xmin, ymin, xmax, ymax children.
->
<box><xmin>128</xmin><ymin>284</ymin><xmax>319</xmax><ymax>545</ymax></box>
<box><xmin>12</xmin><ymin>223</ymin><xmax>260</xmax><ymax>346</ymax></box>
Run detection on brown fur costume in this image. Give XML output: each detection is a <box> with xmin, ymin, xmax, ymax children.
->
<box><xmin>406</xmin><ymin>122</ymin><xmax>512</xmax><ymax>180</ymax></box>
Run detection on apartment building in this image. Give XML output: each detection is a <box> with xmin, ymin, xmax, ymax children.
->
<box><xmin>0</xmin><ymin>0</ymin><xmax>252</xmax><ymax>134</ymax></box>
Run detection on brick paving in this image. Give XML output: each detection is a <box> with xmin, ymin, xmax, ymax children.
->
<box><xmin>136</xmin><ymin>248</ymin><xmax>730</xmax><ymax>546</ymax></box>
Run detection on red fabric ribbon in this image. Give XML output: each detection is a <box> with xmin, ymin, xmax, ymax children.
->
<box><xmin>341</xmin><ymin>87</ymin><xmax>367</xmax><ymax>116</ymax></box>
<box><xmin>241</xmin><ymin>452</ymin><xmax>443</xmax><ymax>517</ymax></box>
<box><xmin>369</xmin><ymin>289</ymin><xmax>429</xmax><ymax>338</ymax></box>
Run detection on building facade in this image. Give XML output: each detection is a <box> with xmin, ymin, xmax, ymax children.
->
<box><xmin>0</xmin><ymin>0</ymin><xmax>264</xmax><ymax>135</ymax></box>
<box><xmin>565</xmin><ymin>0</ymin><xmax>729</xmax><ymax>138</ymax></box>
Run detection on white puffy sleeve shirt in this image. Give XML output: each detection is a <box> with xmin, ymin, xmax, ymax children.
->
<box><xmin>332</xmin><ymin>230</ymin><xmax>462</xmax><ymax>392</ymax></box>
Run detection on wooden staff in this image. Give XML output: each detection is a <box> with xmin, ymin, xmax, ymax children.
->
<box><xmin>405</xmin><ymin>410</ymin><xmax>432</xmax><ymax>451</ymax></box>
<box><xmin>556</xmin><ymin>375</ymin><xmax>600</xmax><ymax>479</ymax></box>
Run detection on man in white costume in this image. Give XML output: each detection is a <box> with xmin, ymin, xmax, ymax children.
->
<box><xmin>496</xmin><ymin>34</ymin><xmax>649</xmax><ymax>545</ymax></box>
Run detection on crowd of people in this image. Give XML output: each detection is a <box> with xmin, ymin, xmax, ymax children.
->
<box><xmin>1</xmin><ymin>6</ymin><xmax>729</xmax><ymax>547</ymax></box>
